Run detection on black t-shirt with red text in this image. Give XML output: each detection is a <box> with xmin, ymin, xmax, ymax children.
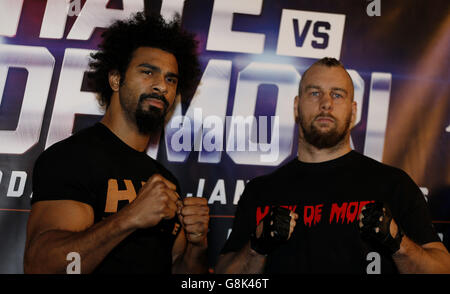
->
<box><xmin>31</xmin><ymin>123</ymin><xmax>181</xmax><ymax>274</ymax></box>
<box><xmin>221</xmin><ymin>151</ymin><xmax>440</xmax><ymax>274</ymax></box>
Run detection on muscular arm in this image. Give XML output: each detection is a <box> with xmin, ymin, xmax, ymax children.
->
<box><xmin>393</xmin><ymin>238</ymin><xmax>450</xmax><ymax>274</ymax></box>
<box><xmin>359</xmin><ymin>199</ymin><xmax>450</xmax><ymax>274</ymax></box>
<box><xmin>24</xmin><ymin>174</ymin><xmax>180</xmax><ymax>274</ymax></box>
<box><xmin>24</xmin><ymin>200</ymin><xmax>137</xmax><ymax>274</ymax></box>
<box><xmin>215</xmin><ymin>209</ymin><xmax>298</xmax><ymax>274</ymax></box>
<box><xmin>215</xmin><ymin>242</ymin><xmax>266</xmax><ymax>274</ymax></box>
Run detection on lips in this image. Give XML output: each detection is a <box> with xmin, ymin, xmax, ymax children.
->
<box><xmin>143</xmin><ymin>98</ymin><xmax>166</xmax><ymax>109</ymax></box>
<box><xmin>315</xmin><ymin>116</ymin><xmax>335</xmax><ymax>123</ymax></box>
<box><xmin>139</xmin><ymin>93</ymin><xmax>169</xmax><ymax>110</ymax></box>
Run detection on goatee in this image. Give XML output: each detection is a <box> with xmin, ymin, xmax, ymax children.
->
<box><xmin>135</xmin><ymin>93</ymin><xmax>169</xmax><ymax>135</ymax></box>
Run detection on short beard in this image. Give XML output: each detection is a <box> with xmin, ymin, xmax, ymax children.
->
<box><xmin>135</xmin><ymin>105</ymin><xmax>165</xmax><ymax>135</ymax></box>
<box><xmin>119</xmin><ymin>91</ymin><xmax>169</xmax><ymax>135</ymax></box>
<box><xmin>134</xmin><ymin>94</ymin><xmax>169</xmax><ymax>135</ymax></box>
<box><xmin>299</xmin><ymin>113</ymin><xmax>352</xmax><ymax>149</ymax></box>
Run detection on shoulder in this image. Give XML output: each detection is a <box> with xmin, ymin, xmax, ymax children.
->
<box><xmin>34</xmin><ymin>125</ymin><xmax>100</xmax><ymax>169</ymax></box>
<box><xmin>350</xmin><ymin>152</ymin><xmax>423</xmax><ymax>205</ymax></box>
<box><xmin>349</xmin><ymin>151</ymin><xmax>409</xmax><ymax>180</ymax></box>
<box><xmin>242</xmin><ymin>158</ymin><xmax>298</xmax><ymax>196</ymax></box>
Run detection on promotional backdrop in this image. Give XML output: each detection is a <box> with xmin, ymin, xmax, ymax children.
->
<box><xmin>0</xmin><ymin>0</ymin><xmax>449</xmax><ymax>273</ymax></box>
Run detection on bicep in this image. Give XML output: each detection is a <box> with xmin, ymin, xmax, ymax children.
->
<box><xmin>26</xmin><ymin>200</ymin><xmax>94</xmax><ymax>248</ymax></box>
<box><xmin>422</xmin><ymin>241</ymin><xmax>449</xmax><ymax>254</ymax></box>
<box><xmin>421</xmin><ymin>241</ymin><xmax>450</xmax><ymax>272</ymax></box>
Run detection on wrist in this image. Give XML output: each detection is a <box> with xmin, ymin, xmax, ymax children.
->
<box><xmin>184</xmin><ymin>239</ymin><xmax>208</xmax><ymax>265</ymax></box>
<box><xmin>392</xmin><ymin>234</ymin><xmax>408</xmax><ymax>257</ymax></box>
<box><xmin>247</xmin><ymin>240</ymin><xmax>266</xmax><ymax>257</ymax></box>
<box><xmin>248</xmin><ymin>246</ymin><xmax>264</xmax><ymax>257</ymax></box>
<box><xmin>186</xmin><ymin>231</ymin><xmax>208</xmax><ymax>249</ymax></box>
<box><xmin>115</xmin><ymin>206</ymin><xmax>140</xmax><ymax>232</ymax></box>
<box><xmin>250</xmin><ymin>233</ymin><xmax>271</xmax><ymax>256</ymax></box>
<box><xmin>389</xmin><ymin>226</ymin><xmax>404</xmax><ymax>255</ymax></box>
<box><xmin>188</xmin><ymin>239</ymin><xmax>208</xmax><ymax>249</ymax></box>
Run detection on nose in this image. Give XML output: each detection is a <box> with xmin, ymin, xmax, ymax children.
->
<box><xmin>319</xmin><ymin>93</ymin><xmax>333</xmax><ymax>111</ymax></box>
<box><xmin>151</xmin><ymin>74</ymin><xmax>168</xmax><ymax>94</ymax></box>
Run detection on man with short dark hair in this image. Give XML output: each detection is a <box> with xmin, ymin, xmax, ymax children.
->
<box><xmin>24</xmin><ymin>12</ymin><xmax>209</xmax><ymax>274</ymax></box>
<box><xmin>215</xmin><ymin>57</ymin><xmax>450</xmax><ymax>274</ymax></box>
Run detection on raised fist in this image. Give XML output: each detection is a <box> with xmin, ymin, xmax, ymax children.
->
<box><xmin>359</xmin><ymin>201</ymin><xmax>403</xmax><ymax>254</ymax></box>
<box><xmin>178</xmin><ymin>197</ymin><xmax>210</xmax><ymax>245</ymax></box>
<box><xmin>250</xmin><ymin>206</ymin><xmax>298</xmax><ymax>255</ymax></box>
<box><xmin>126</xmin><ymin>174</ymin><xmax>181</xmax><ymax>229</ymax></box>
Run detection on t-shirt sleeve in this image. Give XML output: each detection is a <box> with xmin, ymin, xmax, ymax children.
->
<box><xmin>31</xmin><ymin>145</ymin><xmax>95</xmax><ymax>207</ymax></box>
<box><xmin>220</xmin><ymin>180</ymin><xmax>258</xmax><ymax>254</ymax></box>
<box><xmin>393</xmin><ymin>171</ymin><xmax>440</xmax><ymax>245</ymax></box>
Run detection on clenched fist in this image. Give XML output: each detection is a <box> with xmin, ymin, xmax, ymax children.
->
<box><xmin>251</xmin><ymin>206</ymin><xmax>298</xmax><ymax>255</ymax></box>
<box><xmin>358</xmin><ymin>201</ymin><xmax>403</xmax><ymax>254</ymax></box>
<box><xmin>125</xmin><ymin>174</ymin><xmax>181</xmax><ymax>229</ymax></box>
<box><xmin>178</xmin><ymin>197</ymin><xmax>209</xmax><ymax>246</ymax></box>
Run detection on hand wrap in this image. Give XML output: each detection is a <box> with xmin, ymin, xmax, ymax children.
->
<box><xmin>250</xmin><ymin>206</ymin><xmax>292</xmax><ymax>255</ymax></box>
<box><xmin>359</xmin><ymin>201</ymin><xmax>403</xmax><ymax>254</ymax></box>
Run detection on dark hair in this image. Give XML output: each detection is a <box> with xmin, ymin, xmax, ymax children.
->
<box><xmin>88</xmin><ymin>12</ymin><xmax>201</xmax><ymax>108</ymax></box>
<box><xmin>298</xmin><ymin>57</ymin><xmax>346</xmax><ymax>96</ymax></box>
<box><xmin>313</xmin><ymin>57</ymin><xmax>343</xmax><ymax>67</ymax></box>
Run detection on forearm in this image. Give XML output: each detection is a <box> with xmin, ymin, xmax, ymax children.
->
<box><xmin>173</xmin><ymin>241</ymin><xmax>208</xmax><ymax>274</ymax></box>
<box><xmin>24</xmin><ymin>211</ymin><xmax>136</xmax><ymax>274</ymax></box>
<box><xmin>393</xmin><ymin>236</ymin><xmax>450</xmax><ymax>274</ymax></box>
<box><xmin>215</xmin><ymin>242</ymin><xmax>266</xmax><ymax>274</ymax></box>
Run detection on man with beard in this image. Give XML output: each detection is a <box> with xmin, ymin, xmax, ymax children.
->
<box><xmin>24</xmin><ymin>13</ymin><xmax>210</xmax><ymax>274</ymax></box>
<box><xmin>215</xmin><ymin>58</ymin><xmax>450</xmax><ymax>274</ymax></box>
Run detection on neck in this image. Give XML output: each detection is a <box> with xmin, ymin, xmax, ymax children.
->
<box><xmin>100</xmin><ymin>95</ymin><xmax>150</xmax><ymax>152</ymax></box>
<box><xmin>297</xmin><ymin>135</ymin><xmax>352</xmax><ymax>163</ymax></box>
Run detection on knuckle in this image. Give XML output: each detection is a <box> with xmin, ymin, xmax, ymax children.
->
<box><xmin>154</xmin><ymin>182</ymin><xmax>166</xmax><ymax>189</ymax></box>
<box><xmin>159</xmin><ymin>194</ymin><xmax>169</xmax><ymax>202</ymax></box>
<box><xmin>149</xmin><ymin>174</ymin><xmax>163</xmax><ymax>182</ymax></box>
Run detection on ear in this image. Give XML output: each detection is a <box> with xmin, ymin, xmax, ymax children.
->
<box><xmin>350</xmin><ymin>100</ymin><xmax>357</xmax><ymax>128</ymax></box>
<box><xmin>294</xmin><ymin>95</ymin><xmax>300</xmax><ymax>123</ymax></box>
<box><xmin>108</xmin><ymin>70</ymin><xmax>121</xmax><ymax>92</ymax></box>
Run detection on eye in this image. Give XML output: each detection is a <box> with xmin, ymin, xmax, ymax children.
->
<box><xmin>141</xmin><ymin>70</ymin><xmax>152</xmax><ymax>75</ymax></box>
<box><xmin>310</xmin><ymin>91</ymin><xmax>320</xmax><ymax>97</ymax></box>
<box><xmin>332</xmin><ymin>93</ymin><xmax>343</xmax><ymax>99</ymax></box>
<box><xmin>166</xmin><ymin>77</ymin><xmax>178</xmax><ymax>84</ymax></box>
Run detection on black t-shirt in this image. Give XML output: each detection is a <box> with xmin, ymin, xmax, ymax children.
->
<box><xmin>221</xmin><ymin>151</ymin><xmax>440</xmax><ymax>274</ymax></box>
<box><xmin>31</xmin><ymin>123</ymin><xmax>181</xmax><ymax>274</ymax></box>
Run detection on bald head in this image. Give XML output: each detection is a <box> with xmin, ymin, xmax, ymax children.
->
<box><xmin>299</xmin><ymin>58</ymin><xmax>354</xmax><ymax>100</ymax></box>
